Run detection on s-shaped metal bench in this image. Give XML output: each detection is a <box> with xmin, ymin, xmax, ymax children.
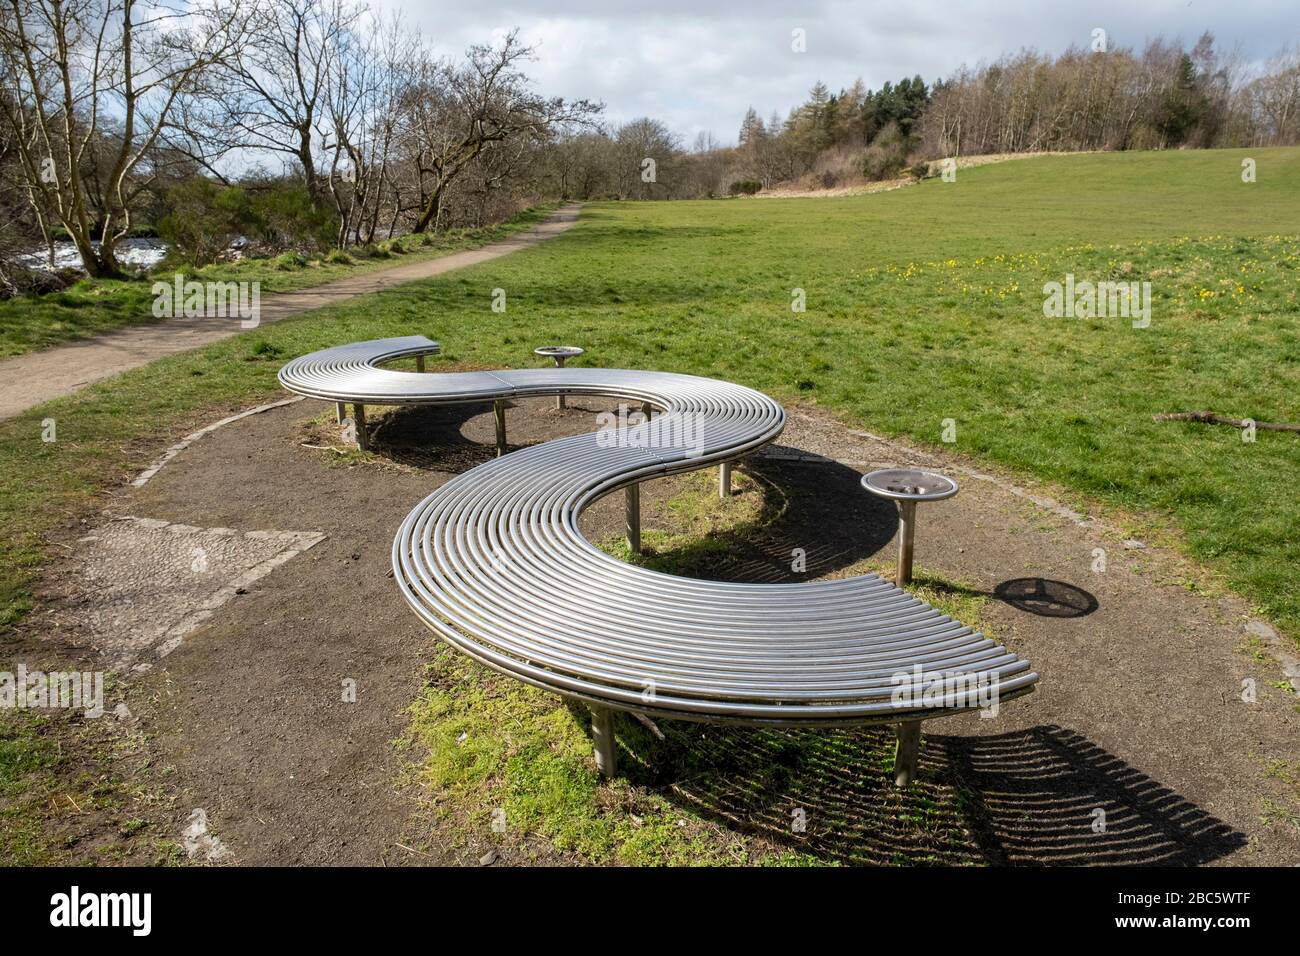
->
<box><xmin>280</xmin><ymin>336</ymin><xmax>1039</xmax><ymax>785</ymax></box>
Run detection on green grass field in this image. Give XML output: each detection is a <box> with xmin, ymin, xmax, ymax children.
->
<box><xmin>1</xmin><ymin>147</ymin><xmax>1297</xmax><ymax>644</ymax></box>
<box><xmin>3</xmin><ymin>146</ymin><xmax>1299</xmax><ymax>865</ymax></box>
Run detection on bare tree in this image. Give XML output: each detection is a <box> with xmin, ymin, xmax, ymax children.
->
<box><xmin>1248</xmin><ymin>45</ymin><xmax>1300</xmax><ymax>145</ymax></box>
<box><xmin>400</xmin><ymin>30</ymin><xmax>599</xmax><ymax>233</ymax></box>
<box><xmin>613</xmin><ymin>117</ymin><xmax>679</xmax><ymax>199</ymax></box>
<box><xmin>216</xmin><ymin>0</ymin><xmax>356</xmax><ymax>209</ymax></box>
<box><xmin>321</xmin><ymin>6</ymin><xmax>404</xmax><ymax>245</ymax></box>
<box><xmin>543</xmin><ymin>128</ymin><xmax>616</xmax><ymax>199</ymax></box>
<box><xmin>0</xmin><ymin>0</ymin><xmax>245</xmax><ymax>276</ymax></box>
<box><xmin>342</xmin><ymin>12</ymin><xmax>416</xmax><ymax>243</ymax></box>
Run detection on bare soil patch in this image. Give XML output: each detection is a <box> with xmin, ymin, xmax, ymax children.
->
<box><xmin>753</xmin><ymin>151</ymin><xmax>1088</xmax><ymax>199</ymax></box>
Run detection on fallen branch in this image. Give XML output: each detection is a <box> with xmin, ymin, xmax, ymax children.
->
<box><xmin>1152</xmin><ymin>411</ymin><xmax>1300</xmax><ymax>433</ymax></box>
<box><xmin>299</xmin><ymin>442</ymin><xmax>349</xmax><ymax>453</ymax></box>
<box><xmin>631</xmin><ymin>711</ymin><xmax>666</xmax><ymax>740</ymax></box>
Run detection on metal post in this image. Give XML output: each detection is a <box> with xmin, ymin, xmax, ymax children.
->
<box><xmin>896</xmin><ymin>499</ymin><xmax>916</xmax><ymax>586</ymax></box>
<box><xmin>590</xmin><ymin>705</ymin><xmax>617</xmax><ymax>777</ymax></box>
<box><xmin>554</xmin><ymin>355</ymin><xmax>567</xmax><ymax>409</ymax></box>
<box><xmin>625</xmin><ymin>484</ymin><xmax>641</xmax><ymax>554</ymax></box>
<box><xmin>494</xmin><ymin>400</ymin><xmax>506</xmax><ymax>456</ymax></box>
<box><xmin>336</xmin><ymin>402</ymin><xmax>347</xmax><ymax>424</ymax></box>
<box><xmin>416</xmin><ymin>354</ymin><xmax>426</xmax><ymax>372</ymax></box>
<box><xmin>719</xmin><ymin>461</ymin><xmax>732</xmax><ymax>499</ymax></box>
<box><xmin>640</xmin><ymin>402</ymin><xmax>652</xmax><ymax>422</ymax></box>
<box><xmin>353</xmin><ymin>403</ymin><xmax>369</xmax><ymax>451</ymax></box>
<box><xmin>894</xmin><ymin>720</ymin><xmax>922</xmax><ymax>787</ymax></box>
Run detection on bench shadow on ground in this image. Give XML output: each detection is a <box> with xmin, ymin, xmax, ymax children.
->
<box><xmin>613</xmin><ymin>452</ymin><xmax>1245</xmax><ymax>865</ymax></box>
<box><xmin>612</xmin><ymin>719</ymin><xmax>1246</xmax><ymax>865</ymax></box>
<box><xmin>366</xmin><ymin>414</ymin><xmax>1245</xmax><ymax>865</ymax></box>
<box><xmin>632</xmin><ymin>446</ymin><xmax>902</xmax><ymax>580</ymax></box>
<box><xmin>368</xmin><ymin>402</ymin><xmax>501</xmax><ymax>471</ymax></box>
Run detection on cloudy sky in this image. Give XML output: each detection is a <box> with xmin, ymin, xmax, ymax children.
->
<box><xmin>371</xmin><ymin>0</ymin><xmax>1297</xmax><ymax>146</ymax></box>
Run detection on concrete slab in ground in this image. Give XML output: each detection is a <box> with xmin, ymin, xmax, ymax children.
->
<box><xmin>42</xmin><ymin>516</ymin><xmax>323</xmax><ymax>672</ymax></box>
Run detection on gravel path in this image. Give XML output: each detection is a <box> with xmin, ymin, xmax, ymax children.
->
<box><xmin>0</xmin><ymin>204</ymin><xmax>581</xmax><ymax>420</ymax></box>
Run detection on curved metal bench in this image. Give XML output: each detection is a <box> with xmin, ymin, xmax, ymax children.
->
<box><xmin>281</xmin><ymin>336</ymin><xmax>1039</xmax><ymax>785</ymax></box>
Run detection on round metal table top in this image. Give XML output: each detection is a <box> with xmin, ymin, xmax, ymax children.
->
<box><xmin>860</xmin><ymin>468</ymin><xmax>959</xmax><ymax>502</ymax></box>
<box><xmin>535</xmin><ymin>345</ymin><xmax>585</xmax><ymax>359</ymax></box>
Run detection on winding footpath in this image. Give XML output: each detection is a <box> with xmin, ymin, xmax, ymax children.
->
<box><xmin>0</xmin><ymin>203</ymin><xmax>581</xmax><ymax>420</ymax></box>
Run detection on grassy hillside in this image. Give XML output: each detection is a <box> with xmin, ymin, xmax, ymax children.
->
<box><xmin>720</xmin><ymin>147</ymin><xmax>1300</xmax><ymax>257</ymax></box>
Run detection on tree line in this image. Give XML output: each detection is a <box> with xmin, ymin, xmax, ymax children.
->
<box><xmin>0</xmin><ymin>0</ymin><xmax>599</xmax><ymax>280</ymax></box>
<box><xmin>918</xmin><ymin>34</ymin><xmax>1300</xmax><ymax>157</ymax></box>
<box><xmin>547</xmin><ymin>33</ymin><xmax>1300</xmax><ymax>201</ymax></box>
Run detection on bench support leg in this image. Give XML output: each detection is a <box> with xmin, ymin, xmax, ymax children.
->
<box><xmin>719</xmin><ymin>461</ymin><xmax>732</xmax><ymax>499</ymax></box>
<box><xmin>494</xmin><ymin>400</ymin><xmax>507</xmax><ymax>456</ymax></box>
<box><xmin>896</xmin><ymin>500</ymin><xmax>917</xmax><ymax>586</ymax></box>
<box><xmin>353</xmin><ymin>403</ymin><xmax>369</xmax><ymax>451</ymax></box>
<box><xmin>894</xmin><ymin>720</ymin><xmax>922</xmax><ymax>787</ymax></box>
<box><xmin>625</xmin><ymin>484</ymin><xmax>641</xmax><ymax>554</ymax></box>
<box><xmin>590</xmin><ymin>706</ymin><xmax>617</xmax><ymax>777</ymax></box>
<box><xmin>335</xmin><ymin>401</ymin><xmax>347</xmax><ymax>425</ymax></box>
<box><xmin>554</xmin><ymin>356</ymin><xmax>568</xmax><ymax>409</ymax></box>
<box><xmin>416</xmin><ymin>355</ymin><xmax>425</xmax><ymax>372</ymax></box>
<box><xmin>640</xmin><ymin>402</ymin><xmax>653</xmax><ymax>422</ymax></box>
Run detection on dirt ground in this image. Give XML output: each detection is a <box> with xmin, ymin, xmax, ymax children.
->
<box><xmin>17</xmin><ymin>391</ymin><xmax>1300</xmax><ymax>865</ymax></box>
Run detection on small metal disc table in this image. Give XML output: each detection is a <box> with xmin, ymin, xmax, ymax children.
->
<box><xmin>860</xmin><ymin>468</ymin><xmax>959</xmax><ymax>586</ymax></box>
<box><xmin>535</xmin><ymin>345</ymin><xmax>585</xmax><ymax>408</ymax></box>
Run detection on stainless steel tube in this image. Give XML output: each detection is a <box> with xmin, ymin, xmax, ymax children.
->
<box><xmin>896</xmin><ymin>499</ymin><xmax>917</xmax><ymax>586</ymax></box>
<box><xmin>276</xmin><ymin>336</ymin><xmax>1038</xmax><ymax>750</ymax></box>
